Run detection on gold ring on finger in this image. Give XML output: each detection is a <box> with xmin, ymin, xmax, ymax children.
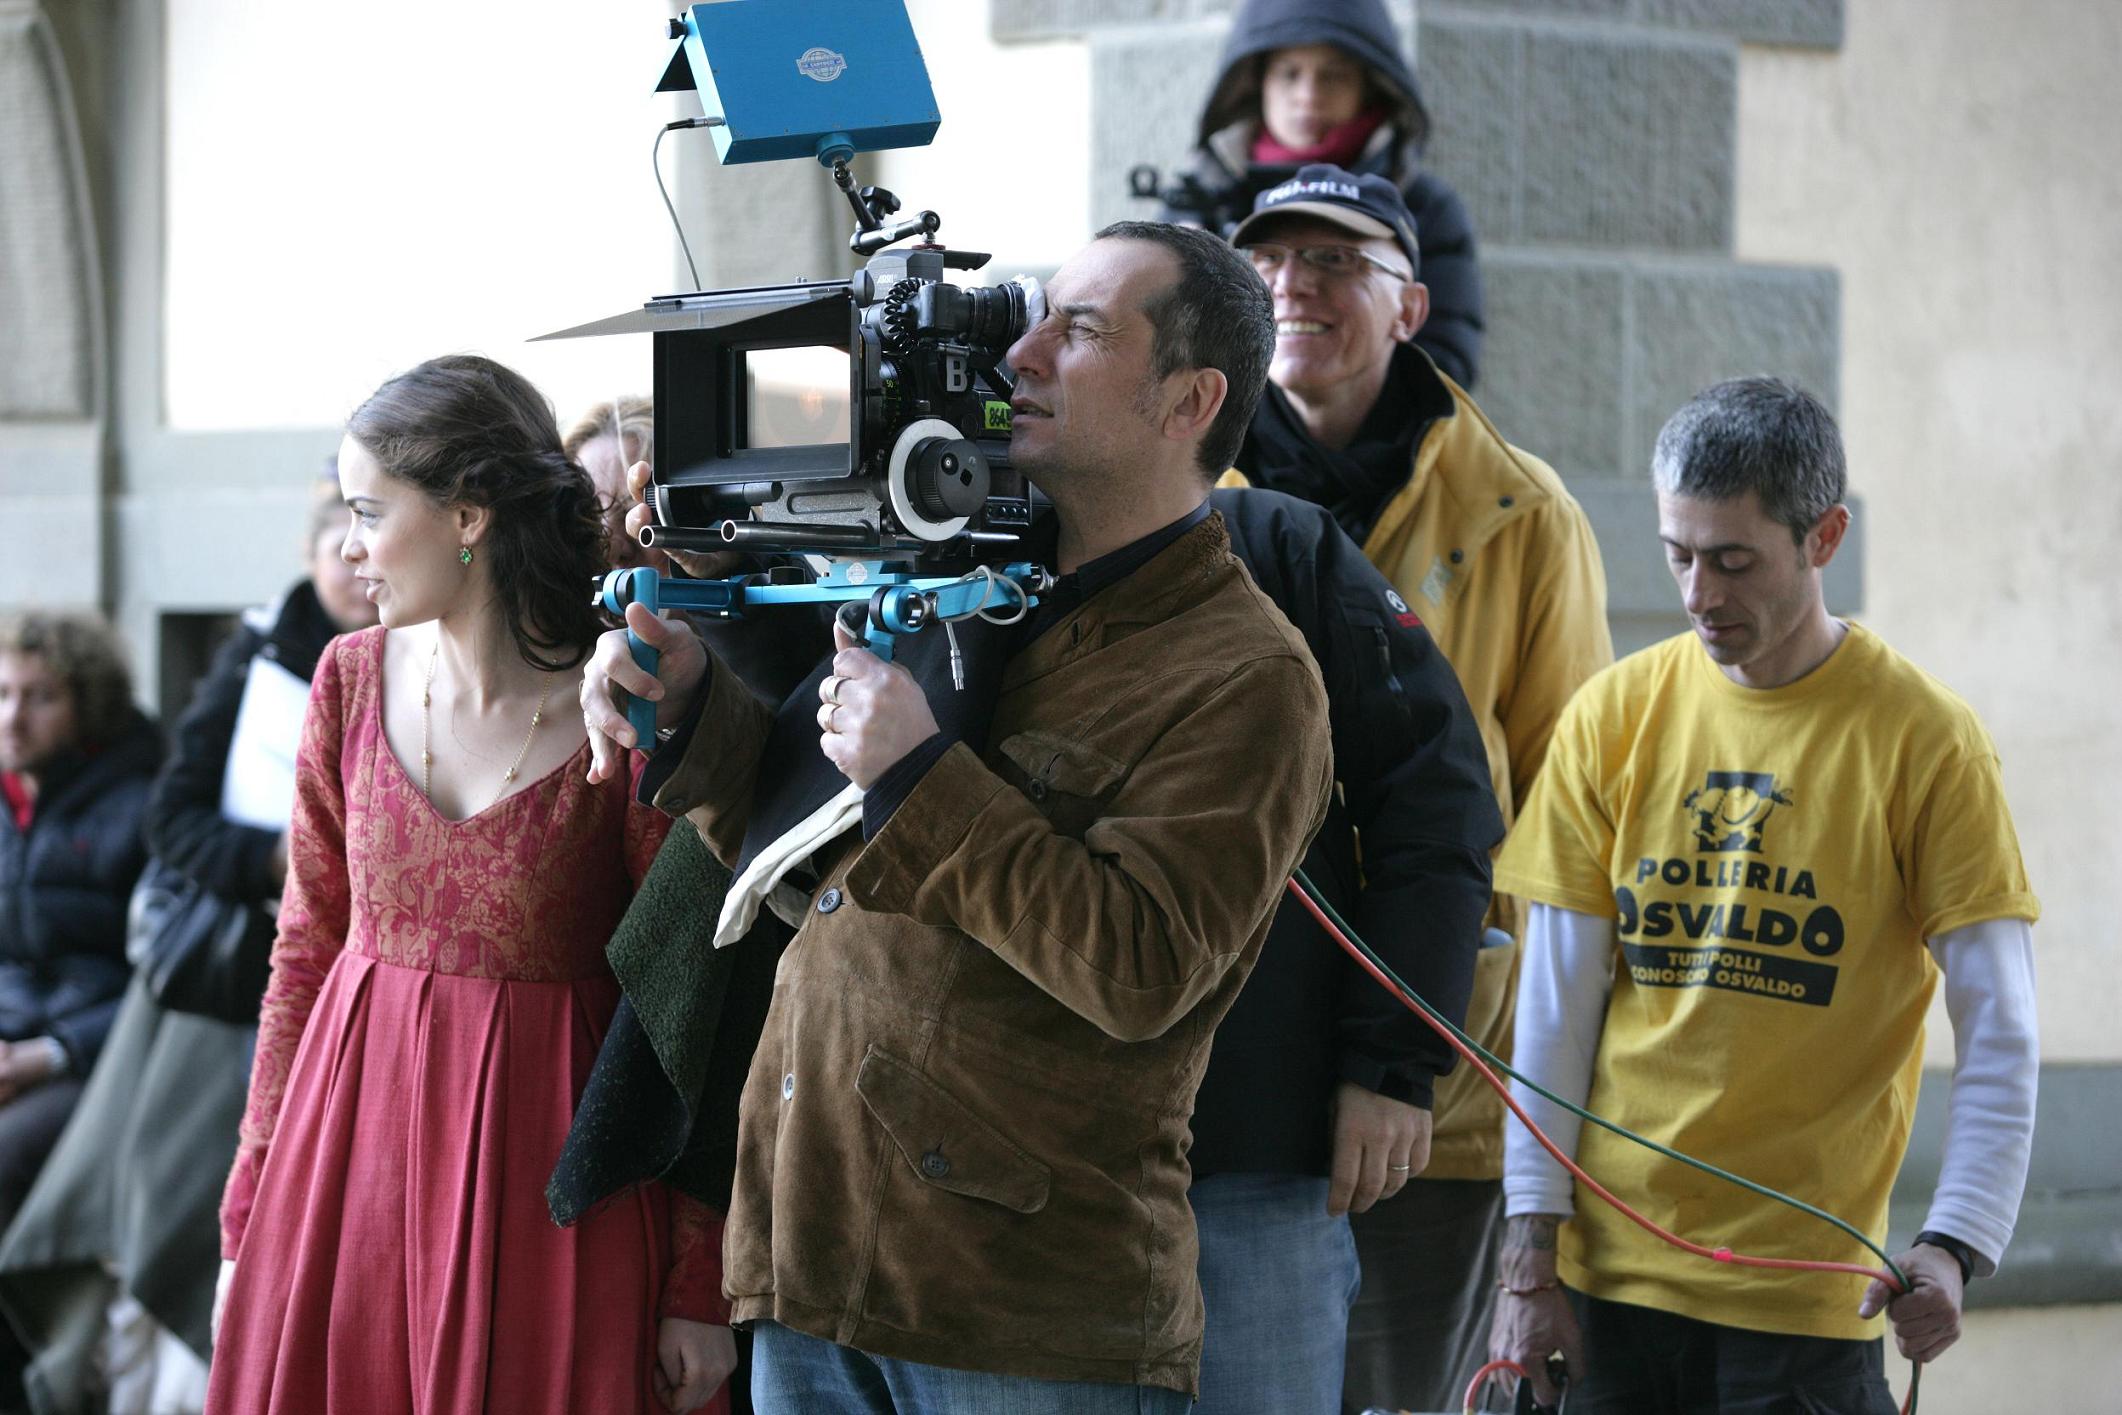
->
<box><xmin>827</xmin><ymin>703</ymin><xmax>844</xmax><ymax>734</ymax></box>
<box><xmin>823</xmin><ymin>675</ymin><xmax>843</xmax><ymax>705</ymax></box>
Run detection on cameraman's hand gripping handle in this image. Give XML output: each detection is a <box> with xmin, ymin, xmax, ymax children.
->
<box><xmin>595</xmin><ymin>567</ymin><xmax>904</xmax><ymax>750</ymax></box>
<box><xmin>595</xmin><ymin>563</ymin><xmax>1046</xmax><ymax>750</ymax></box>
<box><xmin>597</xmin><ymin>568</ymin><xmax>668</xmax><ymax>748</ymax></box>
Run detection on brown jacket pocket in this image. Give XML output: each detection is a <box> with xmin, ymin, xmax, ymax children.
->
<box><xmin>995</xmin><ymin>731</ymin><xmax>1132</xmax><ymax>839</ymax></box>
<box><xmin>855</xmin><ymin>1047</ymin><xmax>1051</xmax><ymax>1214</ymax></box>
<box><xmin>996</xmin><ymin>731</ymin><xmax>1130</xmax><ymax>799</ymax></box>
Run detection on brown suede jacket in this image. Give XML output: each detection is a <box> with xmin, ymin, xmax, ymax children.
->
<box><xmin>650</xmin><ymin>514</ymin><xmax>1332</xmax><ymax>1395</ymax></box>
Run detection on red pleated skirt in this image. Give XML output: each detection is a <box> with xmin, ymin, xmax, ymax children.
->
<box><xmin>207</xmin><ymin>953</ymin><xmax>716</xmax><ymax>1414</ymax></box>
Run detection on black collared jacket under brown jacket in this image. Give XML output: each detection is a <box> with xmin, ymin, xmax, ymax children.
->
<box><xmin>650</xmin><ymin>513</ymin><xmax>1333</xmax><ymax>1395</ymax></box>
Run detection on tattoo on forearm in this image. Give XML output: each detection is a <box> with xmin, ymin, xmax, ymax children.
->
<box><xmin>1506</xmin><ymin>1215</ymin><xmax>1559</xmax><ymax>1250</ymax></box>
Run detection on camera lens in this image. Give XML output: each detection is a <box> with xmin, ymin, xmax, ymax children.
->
<box><xmin>964</xmin><ymin>274</ymin><xmax>1044</xmax><ymax>352</ymax></box>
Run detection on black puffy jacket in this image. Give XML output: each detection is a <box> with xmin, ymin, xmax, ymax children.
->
<box><xmin>1187</xmin><ymin>487</ymin><xmax>1500</xmax><ymax>1178</ymax></box>
<box><xmin>0</xmin><ymin>712</ymin><xmax>162</xmax><ymax>1068</ymax></box>
<box><xmin>1160</xmin><ymin>0</ymin><xmax>1486</xmax><ymax>389</ymax></box>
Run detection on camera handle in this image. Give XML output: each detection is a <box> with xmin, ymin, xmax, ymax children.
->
<box><xmin>595</xmin><ymin>562</ymin><xmax>1050</xmax><ymax>749</ymax></box>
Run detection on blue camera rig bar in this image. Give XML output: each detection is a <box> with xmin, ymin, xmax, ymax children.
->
<box><xmin>597</xmin><ymin>561</ymin><xmax>1050</xmax><ymax>749</ymax></box>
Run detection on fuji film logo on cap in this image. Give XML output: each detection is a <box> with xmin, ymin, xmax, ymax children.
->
<box><xmin>797</xmin><ymin>46</ymin><xmax>847</xmax><ymax>82</ymax></box>
<box><xmin>1264</xmin><ymin>176</ymin><xmax>1363</xmax><ymax>205</ymax></box>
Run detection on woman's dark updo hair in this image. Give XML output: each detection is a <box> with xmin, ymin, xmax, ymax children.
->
<box><xmin>346</xmin><ymin>354</ymin><xmax>606</xmax><ymax>671</ymax></box>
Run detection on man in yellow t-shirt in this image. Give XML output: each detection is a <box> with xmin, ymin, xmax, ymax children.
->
<box><xmin>1486</xmin><ymin>378</ymin><xmax>2040</xmax><ymax>1412</ymax></box>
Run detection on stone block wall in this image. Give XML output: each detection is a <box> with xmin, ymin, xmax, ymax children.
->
<box><xmin>999</xmin><ymin>0</ymin><xmax>1851</xmax><ymax>649</ymax></box>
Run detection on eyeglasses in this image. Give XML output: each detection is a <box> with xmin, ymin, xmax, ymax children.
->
<box><xmin>1242</xmin><ymin>242</ymin><xmax>1413</xmax><ymax>283</ymax></box>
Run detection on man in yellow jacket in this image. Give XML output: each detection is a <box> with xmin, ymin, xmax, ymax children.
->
<box><xmin>1218</xmin><ymin>165</ymin><xmax>1613</xmax><ymax>1413</ymax></box>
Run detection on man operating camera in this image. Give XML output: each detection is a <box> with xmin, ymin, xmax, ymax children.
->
<box><xmin>580</xmin><ymin>222</ymin><xmax>1334</xmax><ymax>1412</ymax></box>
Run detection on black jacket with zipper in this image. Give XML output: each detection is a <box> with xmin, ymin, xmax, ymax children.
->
<box><xmin>1188</xmin><ymin>486</ymin><xmax>1500</xmax><ymax>1177</ymax></box>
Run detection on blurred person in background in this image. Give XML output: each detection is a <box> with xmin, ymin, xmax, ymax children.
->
<box><xmin>0</xmin><ymin>467</ymin><xmax>376</xmax><ymax>1414</ymax></box>
<box><xmin>565</xmin><ymin>396</ymin><xmax>665</xmax><ymax>576</ymax></box>
<box><xmin>207</xmin><ymin>355</ymin><xmax>731</xmax><ymax>1415</ymax></box>
<box><xmin>1162</xmin><ymin>0</ymin><xmax>1484</xmax><ymax>387</ymax></box>
<box><xmin>0</xmin><ymin>612</ymin><xmax>162</xmax><ymax>1408</ymax></box>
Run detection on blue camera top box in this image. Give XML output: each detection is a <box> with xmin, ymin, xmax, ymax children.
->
<box><xmin>658</xmin><ymin>0</ymin><xmax>942</xmax><ymax>166</ymax></box>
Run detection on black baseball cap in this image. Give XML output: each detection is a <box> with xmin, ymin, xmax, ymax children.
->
<box><xmin>1230</xmin><ymin>164</ymin><xmax>1421</xmax><ymax>275</ymax></box>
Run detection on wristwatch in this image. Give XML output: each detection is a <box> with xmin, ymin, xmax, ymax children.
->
<box><xmin>1913</xmin><ymin>1229</ymin><xmax>1977</xmax><ymax>1284</ymax></box>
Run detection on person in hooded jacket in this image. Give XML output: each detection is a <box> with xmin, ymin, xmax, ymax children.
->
<box><xmin>1160</xmin><ymin>0</ymin><xmax>1484</xmax><ymax>389</ymax></box>
<box><xmin>0</xmin><ymin>611</ymin><xmax>162</xmax><ymax>1402</ymax></box>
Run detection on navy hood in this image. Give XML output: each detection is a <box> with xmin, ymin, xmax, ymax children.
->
<box><xmin>1196</xmin><ymin>0</ymin><xmax>1430</xmax><ymax>153</ymax></box>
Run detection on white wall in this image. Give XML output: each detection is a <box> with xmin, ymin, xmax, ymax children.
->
<box><xmin>160</xmin><ymin>1</ymin><xmax>1088</xmax><ymax>439</ymax></box>
<box><xmin>163</xmin><ymin>0</ymin><xmax>683</xmax><ymax>433</ymax></box>
<box><xmin>871</xmin><ymin>0</ymin><xmax>1091</xmax><ymax>276</ymax></box>
<box><xmin>1735</xmin><ymin>0</ymin><xmax>2122</xmax><ymax>1069</ymax></box>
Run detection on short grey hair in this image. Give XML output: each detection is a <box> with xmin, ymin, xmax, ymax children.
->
<box><xmin>1650</xmin><ymin>377</ymin><xmax>1847</xmax><ymax>544</ymax></box>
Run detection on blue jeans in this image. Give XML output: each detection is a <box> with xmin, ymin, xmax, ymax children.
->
<box><xmin>750</xmin><ymin>1320</ymin><xmax>1195</xmax><ymax>1414</ymax></box>
<box><xmin>1191</xmin><ymin>1173</ymin><xmax>1361</xmax><ymax>1415</ymax></box>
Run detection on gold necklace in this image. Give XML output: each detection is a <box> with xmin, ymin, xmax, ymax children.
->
<box><xmin>421</xmin><ymin>641</ymin><xmax>554</xmax><ymax>809</ymax></box>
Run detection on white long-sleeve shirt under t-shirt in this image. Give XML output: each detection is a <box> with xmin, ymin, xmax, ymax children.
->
<box><xmin>1502</xmin><ymin>902</ymin><xmax>2038</xmax><ymax>1275</ymax></box>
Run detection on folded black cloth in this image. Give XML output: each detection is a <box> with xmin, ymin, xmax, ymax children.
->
<box><xmin>547</xmin><ymin>825</ymin><xmax>785</xmax><ymax>1220</ymax></box>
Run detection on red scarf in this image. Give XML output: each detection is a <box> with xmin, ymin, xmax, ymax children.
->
<box><xmin>0</xmin><ymin>772</ymin><xmax>32</xmax><ymax>831</ymax></box>
<box><xmin>1251</xmin><ymin>107</ymin><xmax>1389</xmax><ymax>168</ymax></box>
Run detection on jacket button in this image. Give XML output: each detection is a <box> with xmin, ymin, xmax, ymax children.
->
<box><xmin>1498</xmin><ymin>495</ymin><xmax>1514</xmax><ymax>508</ymax></box>
<box><xmin>920</xmin><ymin>1150</ymin><xmax>951</xmax><ymax>1179</ymax></box>
<box><xmin>781</xmin><ymin>1072</ymin><xmax>795</xmax><ymax>1100</ymax></box>
<box><xmin>817</xmin><ymin>888</ymin><xmax>842</xmax><ymax>914</ymax></box>
<box><xmin>1027</xmin><ymin>779</ymin><xmax>1048</xmax><ymax>802</ymax></box>
<box><xmin>1449</xmin><ymin>548</ymin><xmax>1464</xmax><ymax>564</ymax></box>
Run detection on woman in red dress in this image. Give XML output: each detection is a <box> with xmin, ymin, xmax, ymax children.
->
<box><xmin>208</xmin><ymin>355</ymin><xmax>732</xmax><ymax>1414</ymax></box>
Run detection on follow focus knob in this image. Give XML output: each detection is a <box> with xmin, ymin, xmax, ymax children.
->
<box><xmin>908</xmin><ymin>437</ymin><xmax>989</xmax><ymax>522</ymax></box>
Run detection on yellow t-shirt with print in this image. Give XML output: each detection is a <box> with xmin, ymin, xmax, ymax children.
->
<box><xmin>1494</xmin><ymin>622</ymin><xmax>2038</xmax><ymax>1340</ymax></box>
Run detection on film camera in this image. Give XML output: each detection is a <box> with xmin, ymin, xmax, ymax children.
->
<box><xmin>546</xmin><ymin>0</ymin><xmax>1048</xmax><ymax>567</ymax></box>
<box><xmin>542</xmin><ymin>0</ymin><xmax>1055</xmax><ymax>742</ymax></box>
<box><xmin>630</xmin><ymin>232</ymin><xmax>1044</xmax><ymax>562</ymax></box>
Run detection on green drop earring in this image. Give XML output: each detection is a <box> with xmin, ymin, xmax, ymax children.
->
<box><xmin>459</xmin><ymin>546</ymin><xmax>474</xmax><ymax>566</ymax></box>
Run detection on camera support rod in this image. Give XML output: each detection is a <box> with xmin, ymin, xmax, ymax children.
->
<box><xmin>595</xmin><ymin>561</ymin><xmax>1051</xmax><ymax>749</ymax></box>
